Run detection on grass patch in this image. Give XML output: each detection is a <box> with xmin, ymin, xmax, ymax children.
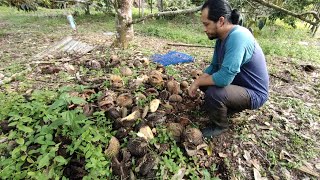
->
<box><xmin>1</xmin><ymin>6</ymin><xmax>318</xmax><ymax>63</ymax></box>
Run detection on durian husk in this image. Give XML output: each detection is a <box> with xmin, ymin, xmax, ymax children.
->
<box><xmin>180</xmin><ymin>81</ymin><xmax>189</xmax><ymax>90</ymax></box>
<box><xmin>120</xmin><ymin>67</ymin><xmax>133</xmax><ymax>76</ymax></box>
<box><xmin>110</xmin><ymin>75</ymin><xmax>124</xmax><ymax>88</ymax></box>
<box><xmin>191</xmin><ymin>70</ymin><xmax>203</xmax><ymax>79</ymax></box>
<box><xmin>149</xmin><ymin>99</ymin><xmax>161</xmax><ymax>112</ymax></box>
<box><xmin>183</xmin><ymin>127</ymin><xmax>203</xmax><ymax>146</ymax></box>
<box><xmin>149</xmin><ymin>70</ymin><xmax>163</xmax><ymax>87</ymax></box>
<box><xmin>137</xmin><ymin>125</ymin><xmax>154</xmax><ymax>141</ymax></box>
<box><xmin>142</xmin><ymin>105</ymin><xmax>149</xmax><ymax>118</ymax></box>
<box><xmin>167</xmin><ymin>123</ymin><xmax>184</xmax><ymax>142</ymax></box>
<box><xmin>98</xmin><ymin>96</ymin><xmax>115</xmax><ymax>111</ymax></box>
<box><xmin>167</xmin><ymin>79</ymin><xmax>180</xmax><ymax>94</ymax></box>
<box><xmin>168</xmin><ymin>94</ymin><xmax>183</xmax><ymax>102</ymax></box>
<box><xmin>127</xmin><ymin>137</ymin><xmax>148</xmax><ymax>157</ymax></box>
<box><xmin>117</xmin><ymin>93</ymin><xmax>133</xmax><ymax>107</ymax></box>
<box><xmin>105</xmin><ymin>136</ymin><xmax>120</xmax><ymax>158</ymax></box>
<box><xmin>120</xmin><ymin>110</ymin><xmax>141</xmax><ymax>126</ymax></box>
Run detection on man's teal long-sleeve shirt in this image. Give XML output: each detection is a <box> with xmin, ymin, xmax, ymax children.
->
<box><xmin>204</xmin><ymin>26</ymin><xmax>269</xmax><ymax>109</ymax></box>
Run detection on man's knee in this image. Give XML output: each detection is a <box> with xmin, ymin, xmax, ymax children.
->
<box><xmin>204</xmin><ymin>86</ymin><xmax>227</xmax><ymax>107</ymax></box>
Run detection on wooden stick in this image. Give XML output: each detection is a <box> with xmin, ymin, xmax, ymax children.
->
<box><xmin>167</xmin><ymin>43</ymin><xmax>213</xmax><ymax>48</ymax></box>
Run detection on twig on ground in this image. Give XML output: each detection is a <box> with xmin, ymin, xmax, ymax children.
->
<box><xmin>167</xmin><ymin>43</ymin><xmax>213</xmax><ymax>48</ymax></box>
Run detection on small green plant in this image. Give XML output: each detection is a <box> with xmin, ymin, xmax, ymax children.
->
<box><xmin>0</xmin><ymin>89</ymin><xmax>114</xmax><ymax>179</ymax></box>
<box><xmin>151</xmin><ymin>126</ymin><xmax>219</xmax><ymax>179</ymax></box>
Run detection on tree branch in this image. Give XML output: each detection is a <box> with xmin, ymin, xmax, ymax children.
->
<box><xmin>111</xmin><ymin>0</ymin><xmax>121</xmax><ymax>16</ymax></box>
<box><xmin>299</xmin><ymin>11</ymin><xmax>320</xmax><ymax>20</ymax></box>
<box><xmin>127</xmin><ymin>5</ymin><xmax>202</xmax><ymax>26</ymax></box>
<box><xmin>250</xmin><ymin>0</ymin><xmax>319</xmax><ymax>26</ymax></box>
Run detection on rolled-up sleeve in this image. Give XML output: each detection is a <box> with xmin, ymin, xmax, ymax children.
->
<box><xmin>204</xmin><ymin>64</ymin><xmax>214</xmax><ymax>74</ymax></box>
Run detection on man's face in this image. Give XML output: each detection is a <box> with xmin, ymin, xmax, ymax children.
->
<box><xmin>201</xmin><ymin>7</ymin><xmax>218</xmax><ymax>40</ymax></box>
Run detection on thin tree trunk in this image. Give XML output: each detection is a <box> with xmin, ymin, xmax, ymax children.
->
<box><xmin>114</xmin><ymin>0</ymin><xmax>134</xmax><ymax>49</ymax></box>
<box><xmin>139</xmin><ymin>0</ymin><xmax>141</xmax><ymax>17</ymax></box>
<box><xmin>85</xmin><ymin>3</ymin><xmax>90</xmax><ymax>15</ymax></box>
<box><xmin>157</xmin><ymin>0</ymin><xmax>163</xmax><ymax>12</ymax></box>
<box><xmin>141</xmin><ymin>0</ymin><xmax>144</xmax><ymax>17</ymax></box>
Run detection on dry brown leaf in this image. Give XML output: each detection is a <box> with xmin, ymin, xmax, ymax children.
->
<box><xmin>258</xmin><ymin>126</ymin><xmax>274</xmax><ymax>130</ymax></box>
<box><xmin>206</xmin><ymin>145</ymin><xmax>213</xmax><ymax>156</ymax></box>
<box><xmin>251</xmin><ymin>159</ymin><xmax>260</xmax><ymax>170</ymax></box>
<box><xmin>248</xmin><ymin>115</ymin><xmax>257</xmax><ymax>121</ymax></box>
<box><xmin>232</xmin><ymin>145</ymin><xmax>239</xmax><ymax>157</ymax></box>
<box><xmin>63</xmin><ymin>63</ymin><xmax>76</xmax><ymax>74</ymax></box>
<box><xmin>271</xmin><ymin>175</ymin><xmax>280</xmax><ymax>180</ymax></box>
<box><xmin>230</xmin><ymin>175</ymin><xmax>239</xmax><ymax>180</ymax></box>
<box><xmin>279</xmin><ymin>150</ymin><xmax>291</xmax><ymax>161</ymax></box>
<box><xmin>171</xmin><ymin>168</ymin><xmax>186</xmax><ymax>180</ymax></box>
<box><xmin>303</xmin><ymin>160</ymin><xmax>314</xmax><ymax>170</ymax></box>
<box><xmin>218</xmin><ymin>153</ymin><xmax>228</xmax><ymax>158</ymax></box>
<box><xmin>142</xmin><ymin>105</ymin><xmax>149</xmax><ymax>118</ymax></box>
<box><xmin>183</xmin><ymin>142</ymin><xmax>197</xmax><ymax>156</ymax></box>
<box><xmin>243</xmin><ymin>141</ymin><xmax>255</xmax><ymax>146</ymax></box>
<box><xmin>196</xmin><ymin>143</ymin><xmax>208</xmax><ymax>150</ymax></box>
<box><xmin>253</xmin><ymin>168</ymin><xmax>267</xmax><ymax>180</ymax></box>
<box><xmin>248</xmin><ymin>134</ymin><xmax>257</xmax><ymax>143</ymax></box>
<box><xmin>152</xmin><ymin>128</ymin><xmax>157</xmax><ymax>134</ymax></box>
<box><xmin>281</xmin><ymin>168</ymin><xmax>291</xmax><ymax>180</ymax></box>
<box><xmin>296</xmin><ymin>165</ymin><xmax>319</xmax><ymax>177</ymax></box>
<box><xmin>154</xmin><ymin>143</ymin><xmax>160</xmax><ymax>149</ymax></box>
<box><xmin>263</xmin><ymin>122</ymin><xmax>271</xmax><ymax>126</ymax></box>
<box><xmin>243</xmin><ymin>150</ymin><xmax>252</xmax><ymax>166</ymax></box>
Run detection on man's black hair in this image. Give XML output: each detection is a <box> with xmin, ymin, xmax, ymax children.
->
<box><xmin>202</xmin><ymin>0</ymin><xmax>240</xmax><ymax>25</ymax></box>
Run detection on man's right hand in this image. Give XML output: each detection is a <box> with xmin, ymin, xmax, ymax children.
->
<box><xmin>188</xmin><ymin>80</ymin><xmax>199</xmax><ymax>97</ymax></box>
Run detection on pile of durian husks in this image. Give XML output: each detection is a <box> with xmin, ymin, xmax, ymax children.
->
<box><xmin>68</xmin><ymin>53</ymin><xmax>211</xmax><ymax>178</ymax></box>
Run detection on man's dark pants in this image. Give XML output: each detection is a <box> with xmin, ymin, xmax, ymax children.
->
<box><xmin>200</xmin><ymin>85</ymin><xmax>251</xmax><ymax>128</ymax></box>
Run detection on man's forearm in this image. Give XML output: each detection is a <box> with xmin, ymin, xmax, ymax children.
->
<box><xmin>201</xmin><ymin>73</ymin><xmax>210</xmax><ymax>78</ymax></box>
<box><xmin>196</xmin><ymin>74</ymin><xmax>215</xmax><ymax>86</ymax></box>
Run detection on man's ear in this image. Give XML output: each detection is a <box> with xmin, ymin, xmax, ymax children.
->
<box><xmin>218</xmin><ymin>16</ymin><xmax>225</xmax><ymax>27</ymax></box>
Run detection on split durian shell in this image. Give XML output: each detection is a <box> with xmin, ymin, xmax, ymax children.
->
<box><xmin>105</xmin><ymin>136</ymin><xmax>120</xmax><ymax>158</ymax></box>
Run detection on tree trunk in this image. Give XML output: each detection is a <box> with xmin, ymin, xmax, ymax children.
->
<box><xmin>85</xmin><ymin>3</ymin><xmax>90</xmax><ymax>15</ymax></box>
<box><xmin>157</xmin><ymin>0</ymin><xmax>163</xmax><ymax>12</ymax></box>
<box><xmin>138</xmin><ymin>0</ymin><xmax>141</xmax><ymax>17</ymax></box>
<box><xmin>141</xmin><ymin>0</ymin><xmax>144</xmax><ymax>17</ymax></box>
<box><xmin>113</xmin><ymin>2</ymin><xmax>201</xmax><ymax>49</ymax></box>
<box><xmin>114</xmin><ymin>0</ymin><xmax>134</xmax><ymax>49</ymax></box>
